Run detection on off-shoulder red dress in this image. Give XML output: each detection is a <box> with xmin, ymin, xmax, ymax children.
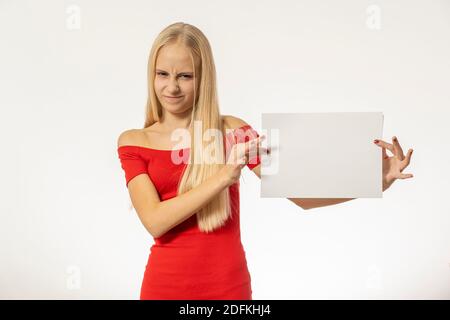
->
<box><xmin>117</xmin><ymin>124</ymin><xmax>261</xmax><ymax>300</ymax></box>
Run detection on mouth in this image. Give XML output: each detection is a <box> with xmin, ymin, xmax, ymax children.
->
<box><xmin>163</xmin><ymin>95</ymin><xmax>184</xmax><ymax>102</ymax></box>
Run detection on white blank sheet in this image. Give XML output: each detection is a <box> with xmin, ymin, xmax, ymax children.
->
<box><xmin>260</xmin><ymin>112</ymin><xmax>384</xmax><ymax>198</ymax></box>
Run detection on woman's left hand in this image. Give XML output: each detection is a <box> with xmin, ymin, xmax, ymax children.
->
<box><xmin>373</xmin><ymin>136</ymin><xmax>414</xmax><ymax>191</ymax></box>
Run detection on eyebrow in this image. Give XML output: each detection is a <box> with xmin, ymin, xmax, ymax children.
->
<box><xmin>155</xmin><ymin>69</ymin><xmax>194</xmax><ymax>75</ymax></box>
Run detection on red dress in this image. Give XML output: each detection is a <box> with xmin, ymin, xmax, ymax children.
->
<box><xmin>118</xmin><ymin>124</ymin><xmax>261</xmax><ymax>300</ymax></box>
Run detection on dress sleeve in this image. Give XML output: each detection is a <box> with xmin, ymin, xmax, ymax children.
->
<box><xmin>117</xmin><ymin>147</ymin><xmax>149</xmax><ymax>187</ymax></box>
<box><xmin>232</xmin><ymin>124</ymin><xmax>262</xmax><ymax>170</ymax></box>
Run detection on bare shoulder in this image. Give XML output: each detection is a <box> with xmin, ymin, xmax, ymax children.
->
<box><xmin>117</xmin><ymin>128</ymin><xmax>146</xmax><ymax>148</ymax></box>
<box><xmin>221</xmin><ymin>114</ymin><xmax>249</xmax><ymax>130</ymax></box>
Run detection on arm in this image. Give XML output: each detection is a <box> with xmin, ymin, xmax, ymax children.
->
<box><xmin>250</xmin><ymin>163</ymin><xmax>358</xmax><ymax>210</ymax></box>
<box><xmin>287</xmin><ymin>197</ymin><xmax>355</xmax><ymax>210</ymax></box>
<box><xmin>118</xmin><ymin>128</ymin><xmax>258</xmax><ymax>238</ymax></box>
<box><xmin>127</xmin><ymin>170</ymin><xmax>229</xmax><ymax>238</ymax></box>
<box><xmin>251</xmin><ymin>163</ymin><xmax>399</xmax><ymax>210</ymax></box>
<box><xmin>118</xmin><ymin>130</ymin><xmax>231</xmax><ymax>238</ymax></box>
<box><xmin>288</xmin><ymin>178</ymin><xmax>396</xmax><ymax>210</ymax></box>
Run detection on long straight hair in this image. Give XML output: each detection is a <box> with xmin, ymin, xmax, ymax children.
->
<box><xmin>143</xmin><ymin>22</ymin><xmax>232</xmax><ymax>233</ymax></box>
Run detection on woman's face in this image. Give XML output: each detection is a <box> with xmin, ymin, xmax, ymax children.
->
<box><xmin>154</xmin><ymin>43</ymin><xmax>198</xmax><ymax>116</ymax></box>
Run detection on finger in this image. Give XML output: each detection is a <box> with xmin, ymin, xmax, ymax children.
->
<box><xmin>233</xmin><ymin>136</ymin><xmax>263</xmax><ymax>157</ymax></box>
<box><xmin>382</xmin><ymin>147</ymin><xmax>388</xmax><ymax>159</ymax></box>
<box><xmin>374</xmin><ymin>139</ymin><xmax>394</xmax><ymax>154</ymax></box>
<box><xmin>397</xmin><ymin>172</ymin><xmax>414</xmax><ymax>179</ymax></box>
<box><xmin>234</xmin><ymin>153</ymin><xmax>248</xmax><ymax>166</ymax></box>
<box><xmin>249</xmin><ymin>146</ymin><xmax>270</xmax><ymax>155</ymax></box>
<box><xmin>230</xmin><ymin>136</ymin><xmax>264</xmax><ymax>166</ymax></box>
<box><xmin>245</xmin><ymin>135</ymin><xmax>265</xmax><ymax>153</ymax></box>
<box><xmin>400</xmin><ymin>148</ymin><xmax>413</xmax><ymax>171</ymax></box>
<box><xmin>239</xmin><ymin>156</ymin><xmax>247</xmax><ymax>168</ymax></box>
<box><xmin>245</xmin><ymin>135</ymin><xmax>265</xmax><ymax>147</ymax></box>
<box><xmin>392</xmin><ymin>136</ymin><xmax>405</xmax><ymax>160</ymax></box>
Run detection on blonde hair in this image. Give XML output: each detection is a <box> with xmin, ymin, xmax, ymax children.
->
<box><xmin>143</xmin><ymin>22</ymin><xmax>231</xmax><ymax>233</ymax></box>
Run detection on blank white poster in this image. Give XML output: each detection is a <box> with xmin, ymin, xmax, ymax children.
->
<box><xmin>261</xmin><ymin>112</ymin><xmax>384</xmax><ymax>198</ymax></box>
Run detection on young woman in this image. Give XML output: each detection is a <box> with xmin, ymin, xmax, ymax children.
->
<box><xmin>117</xmin><ymin>22</ymin><xmax>414</xmax><ymax>300</ymax></box>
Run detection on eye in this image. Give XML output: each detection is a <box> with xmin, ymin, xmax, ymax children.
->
<box><xmin>156</xmin><ymin>72</ymin><xmax>167</xmax><ymax>76</ymax></box>
<box><xmin>180</xmin><ymin>74</ymin><xmax>192</xmax><ymax>79</ymax></box>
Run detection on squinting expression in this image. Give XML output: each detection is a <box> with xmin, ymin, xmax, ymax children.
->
<box><xmin>154</xmin><ymin>43</ymin><xmax>198</xmax><ymax>115</ymax></box>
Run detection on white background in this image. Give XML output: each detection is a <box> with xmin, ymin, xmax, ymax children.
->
<box><xmin>0</xmin><ymin>0</ymin><xmax>449</xmax><ymax>299</ymax></box>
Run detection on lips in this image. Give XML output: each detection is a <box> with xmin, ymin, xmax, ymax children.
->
<box><xmin>163</xmin><ymin>95</ymin><xmax>184</xmax><ymax>103</ymax></box>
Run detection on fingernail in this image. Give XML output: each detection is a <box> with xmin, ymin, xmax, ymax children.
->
<box><xmin>393</xmin><ymin>136</ymin><xmax>397</xmax><ymax>142</ymax></box>
<box><xmin>374</xmin><ymin>139</ymin><xmax>379</xmax><ymax>144</ymax></box>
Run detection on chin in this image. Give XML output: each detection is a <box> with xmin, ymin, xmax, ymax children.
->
<box><xmin>162</xmin><ymin>103</ymin><xmax>193</xmax><ymax>114</ymax></box>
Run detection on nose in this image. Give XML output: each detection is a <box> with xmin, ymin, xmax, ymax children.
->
<box><xmin>167</xmin><ymin>77</ymin><xmax>181</xmax><ymax>94</ymax></box>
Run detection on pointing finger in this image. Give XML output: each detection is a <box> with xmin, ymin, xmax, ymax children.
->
<box><xmin>374</xmin><ymin>139</ymin><xmax>394</xmax><ymax>154</ymax></box>
<box><xmin>245</xmin><ymin>135</ymin><xmax>265</xmax><ymax>152</ymax></box>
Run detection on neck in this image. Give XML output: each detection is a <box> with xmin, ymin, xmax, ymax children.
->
<box><xmin>159</xmin><ymin>108</ymin><xmax>193</xmax><ymax>132</ymax></box>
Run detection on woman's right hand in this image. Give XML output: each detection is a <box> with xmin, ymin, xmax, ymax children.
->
<box><xmin>219</xmin><ymin>135</ymin><xmax>266</xmax><ymax>187</ymax></box>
